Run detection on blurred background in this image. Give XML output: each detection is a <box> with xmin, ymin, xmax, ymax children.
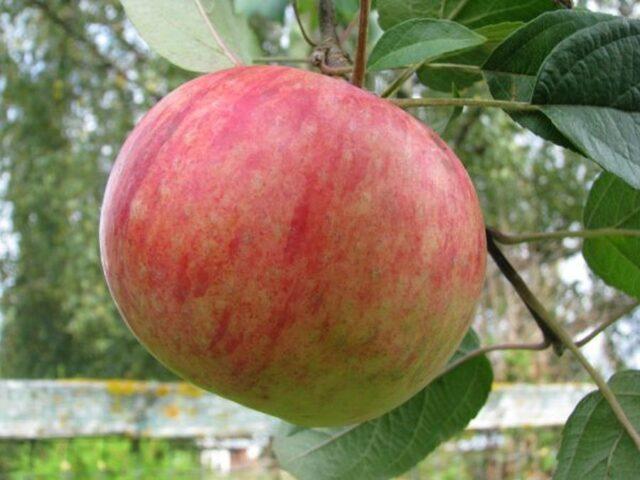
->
<box><xmin>0</xmin><ymin>0</ymin><xmax>639</xmax><ymax>478</ymax></box>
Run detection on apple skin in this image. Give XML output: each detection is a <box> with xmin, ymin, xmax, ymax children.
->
<box><xmin>99</xmin><ymin>65</ymin><xmax>486</xmax><ymax>427</ymax></box>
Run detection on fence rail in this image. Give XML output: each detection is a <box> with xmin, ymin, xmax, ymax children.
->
<box><xmin>0</xmin><ymin>380</ymin><xmax>594</xmax><ymax>440</ymax></box>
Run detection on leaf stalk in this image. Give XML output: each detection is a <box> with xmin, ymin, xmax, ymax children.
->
<box><xmin>491</xmin><ymin>227</ymin><xmax>640</xmax><ymax>245</ymax></box>
<box><xmin>391</xmin><ymin>98</ymin><xmax>539</xmax><ymax>110</ymax></box>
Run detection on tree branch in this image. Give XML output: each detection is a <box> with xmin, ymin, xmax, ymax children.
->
<box><xmin>436</xmin><ymin>302</ymin><xmax>636</xmax><ymax>381</ymax></box>
<box><xmin>312</xmin><ymin>0</ymin><xmax>351</xmax><ymax>75</ymax></box>
<box><xmin>538</xmin><ymin>307</ymin><xmax>640</xmax><ymax>451</ymax></box>
<box><xmin>486</xmin><ymin>230</ymin><xmax>565</xmax><ymax>354</ymax></box>
<box><xmin>391</xmin><ymin>98</ymin><xmax>539</xmax><ymax>110</ymax></box>
<box><xmin>435</xmin><ymin>341</ymin><xmax>550</xmax><ymax>380</ymax></box>
<box><xmin>487</xmin><ymin>230</ymin><xmax>640</xmax><ymax>451</ymax></box>
<box><xmin>490</xmin><ymin>227</ymin><xmax>640</xmax><ymax>245</ymax></box>
<box><xmin>576</xmin><ymin>302</ymin><xmax>639</xmax><ymax>347</ymax></box>
<box><xmin>352</xmin><ymin>0</ymin><xmax>371</xmax><ymax>88</ymax></box>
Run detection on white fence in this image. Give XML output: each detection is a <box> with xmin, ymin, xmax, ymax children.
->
<box><xmin>0</xmin><ymin>380</ymin><xmax>594</xmax><ymax>440</ymax></box>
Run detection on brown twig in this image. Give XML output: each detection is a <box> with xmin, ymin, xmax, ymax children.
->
<box><xmin>436</xmin><ymin>341</ymin><xmax>550</xmax><ymax>380</ymax></box>
<box><xmin>486</xmin><ymin>230</ymin><xmax>565</xmax><ymax>354</ymax></box>
<box><xmin>487</xmin><ymin>229</ymin><xmax>640</xmax><ymax>451</ymax></box>
<box><xmin>391</xmin><ymin>98</ymin><xmax>540</xmax><ymax>111</ymax></box>
<box><xmin>436</xmin><ymin>301</ymin><xmax>637</xmax><ymax>378</ymax></box>
<box><xmin>312</xmin><ymin>0</ymin><xmax>352</xmax><ymax>75</ymax></box>
<box><xmin>436</xmin><ymin>302</ymin><xmax>637</xmax><ymax>379</ymax></box>
<box><xmin>576</xmin><ymin>302</ymin><xmax>639</xmax><ymax>347</ymax></box>
<box><xmin>318</xmin><ymin>60</ymin><xmax>353</xmax><ymax>76</ymax></box>
<box><xmin>352</xmin><ymin>0</ymin><xmax>371</xmax><ymax>88</ymax></box>
<box><xmin>293</xmin><ymin>0</ymin><xmax>317</xmax><ymax>47</ymax></box>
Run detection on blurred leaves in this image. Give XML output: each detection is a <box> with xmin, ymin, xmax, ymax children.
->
<box><xmin>0</xmin><ymin>0</ymin><xmax>185</xmax><ymax>378</ymax></box>
<box><xmin>377</xmin><ymin>0</ymin><xmax>560</xmax><ymax>30</ymax></box>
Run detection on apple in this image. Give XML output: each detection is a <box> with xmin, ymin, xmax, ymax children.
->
<box><xmin>99</xmin><ymin>65</ymin><xmax>486</xmax><ymax>427</ymax></box>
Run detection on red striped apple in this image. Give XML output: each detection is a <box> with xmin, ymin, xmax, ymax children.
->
<box><xmin>99</xmin><ymin>66</ymin><xmax>486</xmax><ymax>427</ymax></box>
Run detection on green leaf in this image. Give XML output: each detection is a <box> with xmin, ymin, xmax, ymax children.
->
<box><xmin>483</xmin><ymin>10</ymin><xmax>613</xmax><ymax>150</ymax></box>
<box><xmin>377</xmin><ymin>0</ymin><xmax>559</xmax><ymax>30</ymax></box>
<box><xmin>235</xmin><ymin>0</ymin><xmax>288</xmax><ymax>21</ymax></box>
<box><xmin>368</xmin><ymin>19</ymin><xmax>486</xmax><ymax>71</ymax></box>
<box><xmin>554</xmin><ymin>370</ymin><xmax>640</xmax><ymax>480</ymax></box>
<box><xmin>273</xmin><ymin>330</ymin><xmax>493</xmax><ymax>480</ymax></box>
<box><xmin>583</xmin><ymin>173</ymin><xmax>640</xmax><ymax>299</ymax></box>
<box><xmin>418</xmin><ymin>21</ymin><xmax>523</xmax><ymax>92</ymax></box>
<box><xmin>119</xmin><ymin>0</ymin><xmax>259</xmax><ymax>73</ymax></box>
<box><xmin>533</xmin><ymin>18</ymin><xmax>640</xmax><ymax>188</ymax></box>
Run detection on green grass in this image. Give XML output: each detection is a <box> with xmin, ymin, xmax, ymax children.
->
<box><xmin>0</xmin><ymin>429</ymin><xmax>561</xmax><ymax>479</ymax></box>
<box><xmin>0</xmin><ymin>438</ymin><xmax>200</xmax><ymax>479</ymax></box>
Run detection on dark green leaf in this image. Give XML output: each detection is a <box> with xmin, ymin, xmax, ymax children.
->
<box><xmin>418</xmin><ymin>21</ymin><xmax>523</xmax><ymax>92</ymax></box>
<box><xmin>533</xmin><ymin>18</ymin><xmax>640</xmax><ymax>188</ymax></box>
<box><xmin>583</xmin><ymin>173</ymin><xmax>640</xmax><ymax>299</ymax></box>
<box><xmin>368</xmin><ymin>19</ymin><xmax>486</xmax><ymax>71</ymax></box>
<box><xmin>377</xmin><ymin>0</ymin><xmax>559</xmax><ymax>30</ymax></box>
<box><xmin>483</xmin><ymin>10</ymin><xmax>613</xmax><ymax>150</ymax></box>
<box><xmin>554</xmin><ymin>370</ymin><xmax>640</xmax><ymax>480</ymax></box>
<box><xmin>273</xmin><ymin>330</ymin><xmax>493</xmax><ymax>480</ymax></box>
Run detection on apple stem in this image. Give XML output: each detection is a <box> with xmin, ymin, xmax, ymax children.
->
<box><xmin>487</xmin><ymin>229</ymin><xmax>640</xmax><ymax>451</ymax></box>
<box><xmin>352</xmin><ymin>0</ymin><xmax>371</xmax><ymax>88</ymax></box>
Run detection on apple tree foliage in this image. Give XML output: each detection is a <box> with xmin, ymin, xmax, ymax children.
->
<box><xmin>1</xmin><ymin>0</ymin><xmax>639</xmax><ymax>478</ymax></box>
<box><xmin>0</xmin><ymin>0</ymin><xmax>198</xmax><ymax>379</ymax></box>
